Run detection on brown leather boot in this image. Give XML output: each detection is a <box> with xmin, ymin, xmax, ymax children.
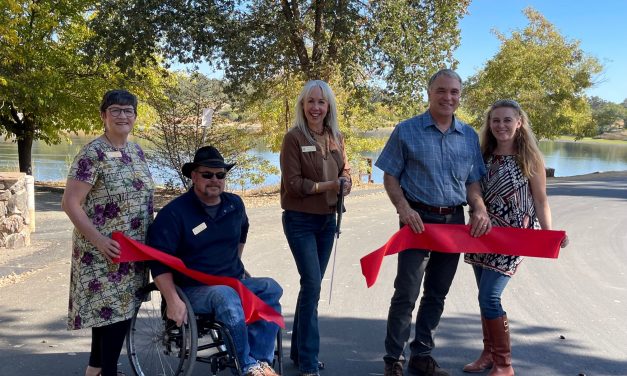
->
<box><xmin>463</xmin><ymin>316</ymin><xmax>493</xmax><ymax>372</ymax></box>
<box><xmin>486</xmin><ymin>315</ymin><xmax>514</xmax><ymax>376</ymax></box>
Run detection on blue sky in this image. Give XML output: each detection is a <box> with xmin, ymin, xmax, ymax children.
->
<box><xmin>455</xmin><ymin>0</ymin><xmax>626</xmax><ymax>103</ymax></box>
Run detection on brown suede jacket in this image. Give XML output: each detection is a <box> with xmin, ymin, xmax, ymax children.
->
<box><xmin>280</xmin><ymin>127</ymin><xmax>351</xmax><ymax>215</ymax></box>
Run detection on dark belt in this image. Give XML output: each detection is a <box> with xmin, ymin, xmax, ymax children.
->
<box><xmin>409</xmin><ymin>200</ymin><xmax>463</xmax><ymax>215</ymax></box>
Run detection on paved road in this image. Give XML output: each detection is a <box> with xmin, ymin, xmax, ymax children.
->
<box><xmin>0</xmin><ymin>172</ymin><xmax>626</xmax><ymax>375</ymax></box>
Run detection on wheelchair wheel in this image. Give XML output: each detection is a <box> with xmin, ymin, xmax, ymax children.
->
<box><xmin>127</xmin><ymin>282</ymin><xmax>198</xmax><ymax>376</ymax></box>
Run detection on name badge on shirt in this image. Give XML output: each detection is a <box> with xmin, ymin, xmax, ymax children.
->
<box><xmin>106</xmin><ymin>151</ymin><xmax>122</xmax><ymax>158</ymax></box>
<box><xmin>301</xmin><ymin>145</ymin><xmax>316</xmax><ymax>153</ymax></box>
<box><xmin>192</xmin><ymin>222</ymin><xmax>207</xmax><ymax>235</ymax></box>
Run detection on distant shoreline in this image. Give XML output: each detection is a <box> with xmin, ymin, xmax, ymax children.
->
<box><xmin>35</xmin><ymin>171</ymin><xmax>627</xmax><ymax>211</ymax></box>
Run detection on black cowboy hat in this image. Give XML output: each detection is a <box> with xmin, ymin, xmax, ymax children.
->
<box><xmin>181</xmin><ymin>146</ymin><xmax>236</xmax><ymax>178</ymax></box>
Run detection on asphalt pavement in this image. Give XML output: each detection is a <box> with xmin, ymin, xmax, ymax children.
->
<box><xmin>0</xmin><ymin>172</ymin><xmax>626</xmax><ymax>376</ymax></box>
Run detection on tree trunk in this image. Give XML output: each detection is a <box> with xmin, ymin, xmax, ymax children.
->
<box><xmin>285</xmin><ymin>96</ymin><xmax>290</xmax><ymax>132</ymax></box>
<box><xmin>17</xmin><ymin>132</ymin><xmax>34</xmax><ymax>176</ymax></box>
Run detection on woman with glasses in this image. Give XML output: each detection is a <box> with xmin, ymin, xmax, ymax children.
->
<box><xmin>462</xmin><ymin>100</ymin><xmax>568</xmax><ymax>376</ymax></box>
<box><xmin>62</xmin><ymin>90</ymin><xmax>154</xmax><ymax>376</ymax></box>
<box><xmin>279</xmin><ymin>80</ymin><xmax>351</xmax><ymax>376</ymax></box>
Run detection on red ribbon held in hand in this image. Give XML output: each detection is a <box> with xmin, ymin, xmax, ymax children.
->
<box><xmin>112</xmin><ymin>232</ymin><xmax>285</xmax><ymax>328</ymax></box>
<box><xmin>360</xmin><ymin>224</ymin><xmax>566</xmax><ymax>288</ymax></box>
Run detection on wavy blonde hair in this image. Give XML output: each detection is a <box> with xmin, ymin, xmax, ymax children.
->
<box><xmin>293</xmin><ymin>80</ymin><xmax>340</xmax><ymax>146</ymax></box>
<box><xmin>480</xmin><ymin>100</ymin><xmax>544</xmax><ymax>178</ymax></box>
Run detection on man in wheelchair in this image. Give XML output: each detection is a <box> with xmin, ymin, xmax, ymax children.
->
<box><xmin>147</xmin><ymin>146</ymin><xmax>283</xmax><ymax>376</ymax></box>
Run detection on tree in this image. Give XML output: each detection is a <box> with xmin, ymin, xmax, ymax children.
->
<box><xmin>89</xmin><ymin>1</ymin><xmax>470</xmax><ymax>181</ymax></box>
<box><xmin>589</xmin><ymin>97</ymin><xmax>627</xmax><ymax>133</ymax></box>
<box><xmin>462</xmin><ymin>8</ymin><xmax>603</xmax><ymax>140</ymax></box>
<box><xmin>0</xmin><ymin>0</ymin><xmax>163</xmax><ymax>175</ymax></box>
<box><xmin>90</xmin><ymin>0</ymin><xmax>470</xmax><ymax>112</ymax></box>
<box><xmin>139</xmin><ymin>72</ymin><xmax>278</xmax><ymax>190</ymax></box>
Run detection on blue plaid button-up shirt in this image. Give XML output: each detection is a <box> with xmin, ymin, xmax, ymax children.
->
<box><xmin>375</xmin><ymin>110</ymin><xmax>485</xmax><ymax>207</ymax></box>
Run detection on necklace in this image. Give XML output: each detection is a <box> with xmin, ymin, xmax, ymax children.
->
<box><xmin>309</xmin><ymin>126</ymin><xmax>325</xmax><ymax>136</ymax></box>
<box><xmin>103</xmin><ymin>133</ymin><xmax>126</xmax><ymax>151</ymax></box>
<box><xmin>313</xmin><ymin>132</ymin><xmax>329</xmax><ymax>160</ymax></box>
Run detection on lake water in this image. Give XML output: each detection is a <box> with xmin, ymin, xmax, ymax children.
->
<box><xmin>1</xmin><ymin>135</ymin><xmax>626</xmax><ymax>187</ymax></box>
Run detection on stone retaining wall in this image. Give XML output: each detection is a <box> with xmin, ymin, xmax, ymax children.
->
<box><xmin>0</xmin><ymin>172</ymin><xmax>31</xmax><ymax>248</ymax></box>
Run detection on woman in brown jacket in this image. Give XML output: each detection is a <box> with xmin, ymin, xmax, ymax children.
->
<box><xmin>280</xmin><ymin>80</ymin><xmax>351</xmax><ymax>376</ymax></box>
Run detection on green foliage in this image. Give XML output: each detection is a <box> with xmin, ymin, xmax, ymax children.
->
<box><xmin>462</xmin><ymin>8</ymin><xmax>603</xmax><ymax>140</ymax></box>
<box><xmin>1</xmin><ymin>1</ymin><xmax>102</xmax><ymax>141</ymax></box>
<box><xmin>243</xmin><ymin>74</ymin><xmax>395</xmax><ymax>179</ymax></box>
<box><xmin>91</xmin><ymin>0</ymin><xmax>468</xmax><ymax>106</ymax></box>
<box><xmin>0</xmin><ymin>0</ymin><xmax>165</xmax><ymax>174</ymax></box>
<box><xmin>139</xmin><ymin>72</ymin><xmax>278</xmax><ymax>190</ymax></box>
<box><xmin>89</xmin><ymin>0</ymin><xmax>470</xmax><ymax>130</ymax></box>
<box><xmin>588</xmin><ymin>96</ymin><xmax>627</xmax><ymax>133</ymax></box>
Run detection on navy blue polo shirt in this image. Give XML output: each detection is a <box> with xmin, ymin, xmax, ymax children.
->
<box><xmin>147</xmin><ymin>188</ymin><xmax>249</xmax><ymax>287</ymax></box>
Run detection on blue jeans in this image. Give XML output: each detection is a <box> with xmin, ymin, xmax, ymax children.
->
<box><xmin>282</xmin><ymin>210</ymin><xmax>336</xmax><ymax>373</ymax></box>
<box><xmin>472</xmin><ymin>266</ymin><xmax>511</xmax><ymax>319</ymax></box>
<box><xmin>384</xmin><ymin>207</ymin><xmax>465</xmax><ymax>362</ymax></box>
<box><xmin>182</xmin><ymin>277</ymin><xmax>282</xmax><ymax>373</ymax></box>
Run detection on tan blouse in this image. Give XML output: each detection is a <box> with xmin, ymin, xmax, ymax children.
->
<box><xmin>280</xmin><ymin>127</ymin><xmax>350</xmax><ymax>215</ymax></box>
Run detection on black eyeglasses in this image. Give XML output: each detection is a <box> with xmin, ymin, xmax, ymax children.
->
<box><xmin>196</xmin><ymin>171</ymin><xmax>227</xmax><ymax>180</ymax></box>
<box><xmin>107</xmin><ymin>107</ymin><xmax>136</xmax><ymax>118</ymax></box>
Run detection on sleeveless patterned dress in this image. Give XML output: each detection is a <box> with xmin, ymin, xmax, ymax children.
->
<box><xmin>464</xmin><ymin>154</ymin><xmax>539</xmax><ymax>276</ymax></box>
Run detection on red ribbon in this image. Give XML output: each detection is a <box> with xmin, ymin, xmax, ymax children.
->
<box><xmin>360</xmin><ymin>225</ymin><xmax>565</xmax><ymax>288</ymax></box>
<box><xmin>111</xmin><ymin>232</ymin><xmax>285</xmax><ymax>328</ymax></box>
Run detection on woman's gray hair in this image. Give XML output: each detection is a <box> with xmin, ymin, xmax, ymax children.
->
<box><xmin>294</xmin><ymin>80</ymin><xmax>340</xmax><ymax>146</ymax></box>
<box><xmin>427</xmin><ymin>69</ymin><xmax>463</xmax><ymax>90</ymax></box>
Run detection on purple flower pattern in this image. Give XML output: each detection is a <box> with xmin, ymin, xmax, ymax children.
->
<box><xmin>92</xmin><ymin>205</ymin><xmax>105</xmax><ymax>226</ymax></box>
<box><xmin>68</xmin><ymin>139</ymin><xmax>153</xmax><ymax>330</ymax></box>
<box><xmin>132</xmin><ymin>179</ymin><xmax>144</xmax><ymax>190</ymax></box>
<box><xmin>75</xmin><ymin>157</ymin><xmax>93</xmax><ymax>181</ymax></box>
<box><xmin>118</xmin><ymin>263</ymin><xmax>131</xmax><ymax>276</ymax></box>
<box><xmin>135</xmin><ymin>144</ymin><xmax>146</xmax><ymax>162</ymax></box>
<box><xmin>99</xmin><ymin>307</ymin><xmax>113</xmax><ymax>321</ymax></box>
<box><xmin>80</xmin><ymin>252</ymin><xmax>94</xmax><ymax>265</ymax></box>
<box><xmin>120</xmin><ymin>150</ymin><xmax>132</xmax><ymax>164</ymax></box>
<box><xmin>103</xmin><ymin>202</ymin><xmax>120</xmax><ymax>219</ymax></box>
<box><xmin>131</xmin><ymin>217</ymin><xmax>141</xmax><ymax>230</ymax></box>
<box><xmin>107</xmin><ymin>272</ymin><xmax>122</xmax><ymax>283</ymax></box>
<box><xmin>88</xmin><ymin>279</ymin><xmax>102</xmax><ymax>293</ymax></box>
<box><xmin>96</xmin><ymin>148</ymin><xmax>106</xmax><ymax>161</ymax></box>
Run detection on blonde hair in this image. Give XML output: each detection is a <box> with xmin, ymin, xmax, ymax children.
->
<box><xmin>480</xmin><ymin>100</ymin><xmax>544</xmax><ymax>178</ymax></box>
<box><xmin>293</xmin><ymin>80</ymin><xmax>340</xmax><ymax>146</ymax></box>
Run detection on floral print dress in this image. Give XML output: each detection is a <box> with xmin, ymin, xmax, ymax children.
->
<box><xmin>464</xmin><ymin>155</ymin><xmax>540</xmax><ymax>276</ymax></box>
<box><xmin>67</xmin><ymin>138</ymin><xmax>154</xmax><ymax>330</ymax></box>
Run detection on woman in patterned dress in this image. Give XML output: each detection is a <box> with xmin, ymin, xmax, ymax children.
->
<box><xmin>463</xmin><ymin>100</ymin><xmax>568</xmax><ymax>376</ymax></box>
<box><xmin>62</xmin><ymin>90</ymin><xmax>154</xmax><ymax>376</ymax></box>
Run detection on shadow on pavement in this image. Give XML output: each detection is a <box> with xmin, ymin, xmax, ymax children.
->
<box><xmin>548</xmin><ymin>175</ymin><xmax>627</xmax><ymax>200</ymax></box>
<box><xmin>0</xmin><ymin>311</ymin><xmax>625</xmax><ymax>375</ymax></box>
<box><xmin>34</xmin><ymin>188</ymin><xmax>64</xmax><ymax>212</ymax></box>
<box><xmin>313</xmin><ymin>314</ymin><xmax>626</xmax><ymax>376</ymax></box>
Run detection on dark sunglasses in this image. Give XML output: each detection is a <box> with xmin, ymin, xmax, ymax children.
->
<box><xmin>196</xmin><ymin>171</ymin><xmax>227</xmax><ymax>180</ymax></box>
